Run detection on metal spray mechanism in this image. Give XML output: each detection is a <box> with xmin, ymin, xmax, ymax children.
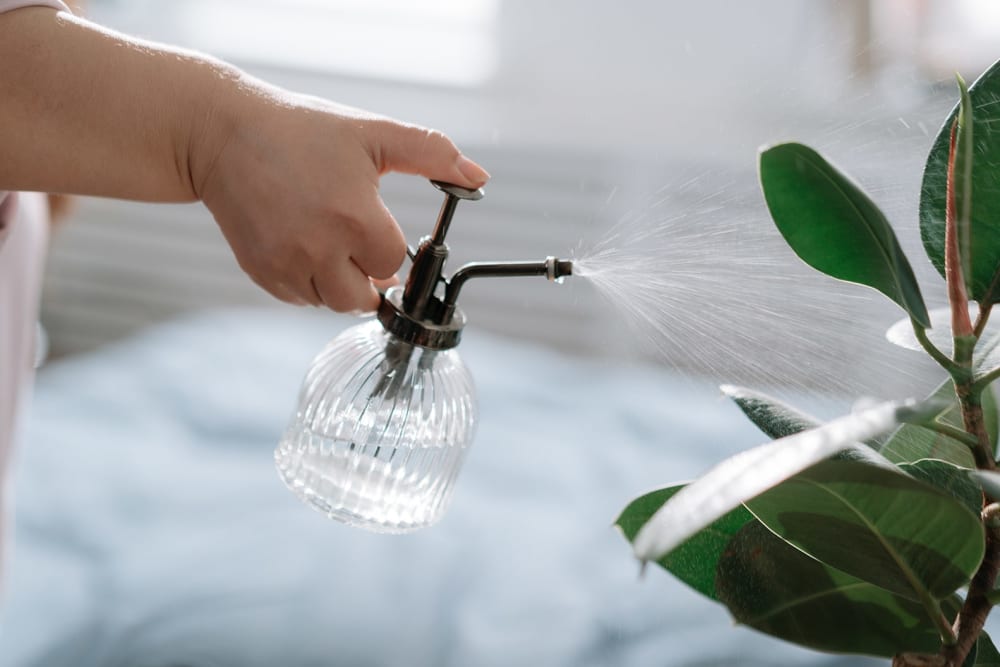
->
<box><xmin>275</xmin><ymin>180</ymin><xmax>573</xmax><ymax>533</ymax></box>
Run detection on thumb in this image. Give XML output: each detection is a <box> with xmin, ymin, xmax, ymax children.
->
<box><xmin>372</xmin><ymin>121</ymin><xmax>490</xmax><ymax>188</ymax></box>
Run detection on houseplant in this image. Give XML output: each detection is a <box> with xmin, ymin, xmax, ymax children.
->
<box><xmin>617</xmin><ymin>60</ymin><xmax>1000</xmax><ymax>667</ymax></box>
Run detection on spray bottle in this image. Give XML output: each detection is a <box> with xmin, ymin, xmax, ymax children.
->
<box><xmin>275</xmin><ymin>180</ymin><xmax>573</xmax><ymax>532</ymax></box>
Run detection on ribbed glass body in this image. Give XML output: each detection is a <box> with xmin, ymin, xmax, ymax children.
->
<box><xmin>275</xmin><ymin>320</ymin><xmax>477</xmax><ymax>533</ymax></box>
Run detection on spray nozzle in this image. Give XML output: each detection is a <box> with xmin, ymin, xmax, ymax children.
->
<box><xmin>379</xmin><ymin>180</ymin><xmax>573</xmax><ymax>350</ymax></box>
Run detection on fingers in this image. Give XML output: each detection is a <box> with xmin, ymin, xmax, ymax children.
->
<box><xmin>373</xmin><ymin>121</ymin><xmax>490</xmax><ymax>188</ymax></box>
<box><xmin>349</xmin><ymin>196</ymin><xmax>407</xmax><ymax>280</ymax></box>
<box><xmin>311</xmin><ymin>259</ymin><xmax>381</xmax><ymax>313</ymax></box>
<box><xmin>240</xmin><ymin>204</ymin><xmax>401</xmax><ymax>313</ymax></box>
<box><xmin>372</xmin><ymin>274</ymin><xmax>400</xmax><ymax>291</ymax></box>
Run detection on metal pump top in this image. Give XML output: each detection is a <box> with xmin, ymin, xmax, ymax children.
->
<box><xmin>377</xmin><ymin>180</ymin><xmax>573</xmax><ymax>351</ymax></box>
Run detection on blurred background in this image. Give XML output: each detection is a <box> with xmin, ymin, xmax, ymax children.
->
<box><xmin>14</xmin><ymin>4</ymin><xmax>1000</xmax><ymax>666</ymax></box>
<box><xmin>40</xmin><ymin>0</ymin><xmax>1000</xmax><ymax>384</ymax></box>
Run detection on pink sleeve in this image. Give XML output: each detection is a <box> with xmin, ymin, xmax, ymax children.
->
<box><xmin>0</xmin><ymin>0</ymin><xmax>69</xmax><ymax>12</ymax></box>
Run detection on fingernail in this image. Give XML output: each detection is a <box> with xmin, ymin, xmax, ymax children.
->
<box><xmin>455</xmin><ymin>155</ymin><xmax>491</xmax><ymax>186</ymax></box>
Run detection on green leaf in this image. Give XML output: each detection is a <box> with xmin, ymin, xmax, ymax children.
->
<box><xmin>721</xmin><ymin>385</ymin><xmax>889</xmax><ymax>454</ymax></box>
<box><xmin>879</xmin><ymin>378</ymin><xmax>977</xmax><ymax>468</ymax></box>
<box><xmin>632</xmin><ymin>399</ymin><xmax>918</xmax><ymax>563</ymax></box>
<box><xmin>974</xmin><ymin>632</ymin><xmax>1000</xmax><ymax>666</ymax></box>
<box><xmin>715</xmin><ymin>521</ymin><xmax>951</xmax><ymax>657</ymax></box>
<box><xmin>721</xmin><ymin>384</ymin><xmax>820</xmax><ymax>439</ymax></box>
<box><xmin>899</xmin><ymin>459</ymin><xmax>983</xmax><ymax>515</ymax></box>
<box><xmin>920</xmin><ymin>60</ymin><xmax>1000</xmax><ymax>304</ymax></box>
<box><xmin>614</xmin><ymin>485</ymin><xmax>752</xmax><ymax>600</ymax></box>
<box><xmin>746</xmin><ymin>458</ymin><xmax>985</xmax><ymax>601</ymax></box>
<box><xmin>984</xmin><ymin>384</ymin><xmax>1000</xmax><ymax>457</ymax></box>
<box><xmin>760</xmin><ymin>142</ymin><xmax>930</xmax><ymax>326</ymax></box>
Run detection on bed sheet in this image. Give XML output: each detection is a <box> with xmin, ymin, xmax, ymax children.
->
<box><xmin>0</xmin><ymin>309</ymin><xmax>879</xmax><ymax>666</ymax></box>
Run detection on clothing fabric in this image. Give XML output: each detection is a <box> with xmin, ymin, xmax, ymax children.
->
<box><xmin>0</xmin><ymin>194</ymin><xmax>49</xmax><ymax>571</ymax></box>
<box><xmin>0</xmin><ymin>1</ymin><xmax>68</xmax><ymax>13</ymax></box>
<box><xmin>0</xmin><ymin>0</ymin><xmax>67</xmax><ymax>572</ymax></box>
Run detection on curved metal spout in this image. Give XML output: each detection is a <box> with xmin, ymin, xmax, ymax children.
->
<box><xmin>440</xmin><ymin>256</ymin><xmax>573</xmax><ymax>324</ymax></box>
<box><xmin>378</xmin><ymin>180</ymin><xmax>573</xmax><ymax>349</ymax></box>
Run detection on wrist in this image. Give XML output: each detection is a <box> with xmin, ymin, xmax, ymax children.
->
<box><xmin>182</xmin><ymin>57</ymin><xmax>249</xmax><ymax>202</ymax></box>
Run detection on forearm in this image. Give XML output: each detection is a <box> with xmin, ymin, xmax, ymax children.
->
<box><xmin>0</xmin><ymin>7</ymin><xmax>236</xmax><ymax>201</ymax></box>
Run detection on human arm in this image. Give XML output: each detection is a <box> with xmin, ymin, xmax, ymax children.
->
<box><xmin>0</xmin><ymin>7</ymin><xmax>489</xmax><ymax>310</ymax></box>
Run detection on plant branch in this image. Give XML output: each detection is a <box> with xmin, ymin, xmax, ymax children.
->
<box><xmin>972</xmin><ymin>366</ymin><xmax>1000</xmax><ymax>395</ymax></box>
<box><xmin>938</xmin><ymin>385</ymin><xmax>999</xmax><ymax>666</ymax></box>
<box><xmin>941</xmin><ymin>519</ymin><xmax>1000</xmax><ymax>666</ymax></box>
<box><xmin>912</xmin><ymin>320</ymin><xmax>960</xmax><ymax>373</ymax></box>
<box><xmin>958</xmin><ymin>391</ymin><xmax>995</xmax><ymax>471</ymax></box>
<box><xmin>930</xmin><ymin>597</ymin><xmax>959</xmax><ymax>648</ymax></box>
<box><xmin>916</xmin><ymin>421</ymin><xmax>980</xmax><ymax>449</ymax></box>
<box><xmin>928</xmin><ymin>80</ymin><xmax>998</xmax><ymax>667</ymax></box>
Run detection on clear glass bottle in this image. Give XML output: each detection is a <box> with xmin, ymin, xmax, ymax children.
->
<box><xmin>275</xmin><ymin>180</ymin><xmax>571</xmax><ymax>533</ymax></box>
<box><xmin>274</xmin><ymin>319</ymin><xmax>477</xmax><ymax>533</ymax></box>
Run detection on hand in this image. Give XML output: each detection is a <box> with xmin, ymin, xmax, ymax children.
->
<box><xmin>193</xmin><ymin>84</ymin><xmax>490</xmax><ymax>312</ymax></box>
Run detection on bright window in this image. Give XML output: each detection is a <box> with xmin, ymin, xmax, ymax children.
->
<box><xmin>90</xmin><ymin>0</ymin><xmax>500</xmax><ymax>87</ymax></box>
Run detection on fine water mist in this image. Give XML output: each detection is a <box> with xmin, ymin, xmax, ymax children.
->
<box><xmin>569</xmin><ymin>175</ymin><xmax>943</xmax><ymax>400</ymax></box>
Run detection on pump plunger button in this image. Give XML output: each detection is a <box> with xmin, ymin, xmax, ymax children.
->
<box><xmin>431</xmin><ymin>180</ymin><xmax>484</xmax><ymax>201</ymax></box>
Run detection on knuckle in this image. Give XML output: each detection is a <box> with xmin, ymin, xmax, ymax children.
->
<box><xmin>423</xmin><ymin>127</ymin><xmax>458</xmax><ymax>156</ymax></box>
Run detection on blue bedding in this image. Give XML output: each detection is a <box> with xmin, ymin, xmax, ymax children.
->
<box><xmin>1</xmin><ymin>309</ymin><xmax>879</xmax><ymax>666</ymax></box>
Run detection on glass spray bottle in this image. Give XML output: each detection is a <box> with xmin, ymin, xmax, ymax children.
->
<box><xmin>275</xmin><ymin>181</ymin><xmax>573</xmax><ymax>533</ymax></box>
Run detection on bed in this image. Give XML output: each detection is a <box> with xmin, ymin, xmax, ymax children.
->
<box><xmin>1</xmin><ymin>308</ymin><xmax>883</xmax><ymax>666</ymax></box>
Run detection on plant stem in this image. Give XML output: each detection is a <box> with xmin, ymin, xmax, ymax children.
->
<box><xmin>917</xmin><ymin>421</ymin><xmax>980</xmax><ymax>449</ymax></box>
<box><xmin>956</xmin><ymin>389</ymin><xmax>995</xmax><ymax>471</ymax></box>
<box><xmin>935</xmin><ymin>385</ymin><xmax>998</xmax><ymax>666</ymax></box>
<box><xmin>928</xmin><ymin>597</ymin><xmax>959</xmax><ymax>648</ymax></box>
<box><xmin>972</xmin><ymin>365</ymin><xmax>1000</xmax><ymax>395</ymax></box>
<box><xmin>942</xmin><ymin>516</ymin><xmax>1000</xmax><ymax>666</ymax></box>
<box><xmin>912</xmin><ymin>320</ymin><xmax>960</xmax><ymax>373</ymax></box>
<box><xmin>935</xmin><ymin>92</ymin><xmax>995</xmax><ymax>666</ymax></box>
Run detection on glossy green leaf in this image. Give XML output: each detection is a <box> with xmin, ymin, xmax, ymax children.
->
<box><xmin>899</xmin><ymin>459</ymin><xmax>983</xmax><ymax>515</ymax></box>
<box><xmin>987</xmin><ymin>385</ymin><xmax>1000</xmax><ymax>458</ymax></box>
<box><xmin>722</xmin><ymin>385</ymin><xmax>889</xmax><ymax>454</ymax></box>
<box><xmin>879</xmin><ymin>378</ymin><xmax>978</xmax><ymax>468</ymax></box>
<box><xmin>746</xmin><ymin>458</ymin><xmax>985</xmax><ymax>601</ymax></box>
<box><xmin>614</xmin><ymin>485</ymin><xmax>752</xmax><ymax>600</ymax></box>
<box><xmin>632</xmin><ymin>400</ymin><xmax>922</xmax><ymax>563</ymax></box>
<box><xmin>920</xmin><ymin>60</ymin><xmax>1000</xmax><ymax>304</ymax></box>
<box><xmin>715</xmin><ymin>521</ymin><xmax>950</xmax><ymax>657</ymax></box>
<box><xmin>974</xmin><ymin>632</ymin><xmax>1000</xmax><ymax>666</ymax></box>
<box><xmin>721</xmin><ymin>384</ymin><xmax>820</xmax><ymax>439</ymax></box>
<box><xmin>760</xmin><ymin>142</ymin><xmax>930</xmax><ymax>326</ymax></box>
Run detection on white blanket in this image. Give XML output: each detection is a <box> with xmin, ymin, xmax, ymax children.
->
<box><xmin>1</xmin><ymin>309</ymin><xmax>879</xmax><ymax>666</ymax></box>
